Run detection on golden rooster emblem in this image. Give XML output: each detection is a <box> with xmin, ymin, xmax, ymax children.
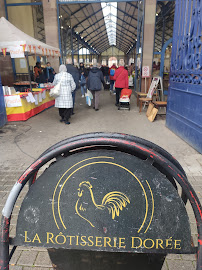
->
<box><xmin>75</xmin><ymin>181</ymin><xmax>130</xmax><ymax>228</ymax></box>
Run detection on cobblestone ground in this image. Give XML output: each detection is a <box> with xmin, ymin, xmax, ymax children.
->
<box><xmin>0</xmin><ymin>91</ymin><xmax>201</xmax><ymax>269</ymax></box>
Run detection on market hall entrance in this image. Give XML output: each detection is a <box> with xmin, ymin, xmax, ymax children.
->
<box><xmin>57</xmin><ymin>0</ymin><xmax>144</xmax><ymax>91</ymax></box>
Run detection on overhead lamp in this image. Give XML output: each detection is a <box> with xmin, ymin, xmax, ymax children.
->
<box><xmin>156</xmin><ymin>13</ymin><xmax>158</xmax><ymax>16</ymax></box>
<box><xmin>61</xmin><ymin>26</ymin><xmax>64</xmax><ymax>29</ymax></box>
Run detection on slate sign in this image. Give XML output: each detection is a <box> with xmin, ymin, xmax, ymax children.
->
<box><xmin>14</xmin><ymin>150</ymin><xmax>192</xmax><ymax>254</ymax></box>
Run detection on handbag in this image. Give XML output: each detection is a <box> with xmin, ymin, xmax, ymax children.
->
<box><xmin>49</xmin><ymin>73</ymin><xmax>64</xmax><ymax>98</ymax></box>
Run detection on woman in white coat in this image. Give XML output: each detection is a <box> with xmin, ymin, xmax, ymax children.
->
<box><xmin>53</xmin><ymin>65</ymin><xmax>76</xmax><ymax>124</ymax></box>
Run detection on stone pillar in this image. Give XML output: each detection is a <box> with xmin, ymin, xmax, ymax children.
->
<box><xmin>141</xmin><ymin>0</ymin><xmax>157</xmax><ymax>92</ymax></box>
<box><xmin>0</xmin><ymin>0</ymin><xmax>14</xmax><ymax>86</ymax></box>
<box><xmin>42</xmin><ymin>0</ymin><xmax>60</xmax><ymax>72</ymax></box>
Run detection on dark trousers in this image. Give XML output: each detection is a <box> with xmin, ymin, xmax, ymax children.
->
<box><xmin>72</xmin><ymin>91</ymin><xmax>76</xmax><ymax>113</ymax></box>
<box><xmin>59</xmin><ymin>108</ymin><xmax>72</xmax><ymax>122</ymax></box>
<box><xmin>115</xmin><ymin>88</ymin><xmax>123</xmax><ymax>105</ymax></box>
<box><xmin>92</xmin><ymin>90</ymin><xmax>101</xmax><ymax>109</ymax></box>
<box><xmin>110</xmin><ymin>80</ymin><xmax>115</xmax><ymax>91</ymax></box>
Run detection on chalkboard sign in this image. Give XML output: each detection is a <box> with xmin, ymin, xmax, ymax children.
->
<box><xmin>14</xmin><ymin>150</ymin><xmax>192</xmax><ymax>254</ymax></box>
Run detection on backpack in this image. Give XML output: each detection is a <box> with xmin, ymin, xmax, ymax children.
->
<box><xmin>110</xmin><ymin>68</ymin><xmax>115</xmax><ymax>76</ymax></box>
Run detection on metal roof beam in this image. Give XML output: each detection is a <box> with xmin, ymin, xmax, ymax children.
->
<box><xmin>85</xmin><ymin>24</ymin><xmax>135</xmax><ymax>45</ymax></box>
<box><xmin>72</xmin><ymin>7</ymin><xmax>103</xmax><ymax>29</ymax></box>
<box><xmin>107</xmin><ymin>13</ymin><xmax>137</xmax><ymax>30</ymax></box>
<box><xmin>116</xmin><ymin>6</ymin><xmax>137</xmax><ymax>22</ymax></box>
<box><xmin>93</xmin><ymin>36</ymin><xmax>109</xmax><ymax>48</ymax></box>
<box><xmin>79</xmin><ymin>16</ymin><xmax>104</xmax><ymax>35</ymax></box>
<box><xmin>72</xmin><ymin>32</ymin><xmax>98</xmax><ymax>54</ymax></box>
<box><xmin>126</xmin><ymin>2</ymin><xmax>141</xmax><ymax>12</ymax></box>
<box><xmin>71</xmin><ymin>3</ymin><xmax>89</xmax><ymax>16</ymax></box>
<box><xmin>115</xmin><ymin>42</ymin><xmax>128</xmax><ymax>52</ymax></box>
<box><xmin>94</xmin><ymin>33</ymin><xmax>130</xmax><ymax>49</ymax></box>
<box><xmin>97</xmin><ymin>44</ymin><xmax>111</xmax><ymax>53</ymax></box>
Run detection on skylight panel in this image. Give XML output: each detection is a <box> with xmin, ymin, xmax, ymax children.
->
<box><xmin>101</xmin><ymin>2</ymin><xmax>117</xmax><ymax>46</ymax></box>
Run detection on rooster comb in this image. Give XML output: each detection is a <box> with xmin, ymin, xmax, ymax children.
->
<box><xmin>79</xmin><ymin>181</ymin><xmax>92</xmax><ymax>188</ymax></box>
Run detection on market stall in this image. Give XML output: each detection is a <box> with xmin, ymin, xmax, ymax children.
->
<box><xmin>4</xmin><ymin>87</ymin><xmax>55</xmax><ymax>121</ymax></box>
<box><xmin>0</xmin><ymin>17</ymin><xmax>60</xmax><ymax>121</ymax></box>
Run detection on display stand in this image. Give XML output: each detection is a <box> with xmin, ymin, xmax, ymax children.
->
<box><xmin>139</xmin><ymin>76</ymin><xmax>164</xmax><ymax>113</ymax></box>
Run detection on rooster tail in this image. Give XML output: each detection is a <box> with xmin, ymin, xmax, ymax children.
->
<box><xmin>101</xmin><ymin>192</ymin><xmax>130</xmax><ymax>219</ymax></box>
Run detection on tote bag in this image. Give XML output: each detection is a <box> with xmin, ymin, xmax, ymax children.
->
<box><xmin>50</xmin><ymin>73</ymin><xmax>64</xmax><ymax>98</ymax></box>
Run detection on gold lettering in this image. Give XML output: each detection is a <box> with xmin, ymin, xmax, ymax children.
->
<box><xmin>76</xmin><ymin>235</ymin><xmax>79</xmax><ymax>246</ymax></box>
<box><xmin>96</xmin><ymin>237</ymin><xmax>102</xmax><ymax>247</ymax></box>
<box><xmin>80</xmin><ymin>236</ymin><xmax>87</xmax><ymax>246</ymax></box>
<box><xmin>119</xmin><ymin>238</ymin><xmax>126</xmax><ymax>248</ymax></box>
<box><xmin>55</xmin><ymin>232</ymin><xmax>66</xmax><ymax>245</ymax></box>
<box><xmin>174</xmin><ymin>240</ymin><xmax>181</xmax><ymax>249</ymax></box>
<box><xmin>143</xmin><ymin>239</ymin><xmax>155</xmax><ymax>249</ymax></box>
<box><xmin>104</xmin><ymin>237</ymin><xmax>112</xmax><ymax>247</ymax></box>
<box><xmin>113</xmin><ymin>237</ymin><xmax>117</xmax><ymax>248</ymax></box>
<box><xmin>67</xmin><ymin>236</ymin><xmax>75</xmax><ymax>245</ymax></box>
<box><xmin>131</xmin><ymin>237</ymin><xmax>142</xmax><ymax>249</ymax></box>
<box><xmin>166</xmin><ymin>237</ymin><xmax>173</xmax><ymax>249</ymax></box>
<box><xmin>88</xmin><ymin>236</ymin><xmax>94</xmax><ymax>247</ymax></box>
<box><xmin>32</xmin><ymin>233</ymin><xmax>41</xmax><ymax>243</ymax></box>
<box><xmin>24</xmin><ymin>231</ymin><xmax>31</xmax><ymax>243</ymax></box>
<box><xmin>156</xmin><ymin>239</ymin><xmax>164</xmax><ymax>249</ymax></box>
<box><xmin>47</xmin><ymin>232</ymin><xmax>55</xmax><ymax>244</ymax></box>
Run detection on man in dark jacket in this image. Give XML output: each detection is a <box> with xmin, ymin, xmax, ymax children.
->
<box><xmin>66</xmin><ymin>59</ymin><xmax>80</xmax><ymax>114</ymax></box>
<box><xmin>87</xmin><ymin>63</ymin><xmax>104</xmax><ymax>111</ymax></box>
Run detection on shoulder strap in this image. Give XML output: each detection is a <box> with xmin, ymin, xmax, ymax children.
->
<box><xmin>116</xmin><ymin>69</ymin><xmax>125</xmax><ymax>80</ymax></box>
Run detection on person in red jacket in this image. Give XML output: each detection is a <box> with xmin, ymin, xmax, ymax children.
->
<box><xmin>109</xmin><ymin>63</ymin><xmax>117</xmax><ymax>93</ymax></box>
<box><xmin>113</xmin><ymin>60</ymin><xmax>129</xmax><ymax>106</ymax></box>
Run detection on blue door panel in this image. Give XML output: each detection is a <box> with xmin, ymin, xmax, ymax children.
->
<box><xmin>166</xmin><ymin>112</ymin><xmax>202</xmax><ymax>153</ymax></box>
<box><xmin>166</xmin><ymin>0</ymin><xmax>202</xmax><ymax>153</ymax></box>
<box><xmin>167</xmin><ymin>82</ymin><xmax>202</xmax><ymax>127</ymax></box>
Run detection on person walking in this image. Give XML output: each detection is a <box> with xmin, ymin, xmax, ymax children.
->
<box><xmin>109</xmin><ymin>63</ymin><xmax>117</xmax><ymax>94</ymax></box>
<box><xmin>113</xmin><ymin>60</ymin><xmax>129</xmax><ymax>106</ymax></box>
<box><xmin>79</xmin><ymin>62</ymin><xmax>88</xmax><ymax>97</ymax></box>
<box><xmin>87</xmin><ymin>63</ymin><xmax>104</xmax><ymax>111</ymax></box>
<box><xmin>53</xmin><ymin>64</ymin><xmax>76</xmax><ymax>124</ymax></box>
<box><xmin>66</xmin><ymin>59</ymin><xmax>80</xmax><ymax>114</ymax></box>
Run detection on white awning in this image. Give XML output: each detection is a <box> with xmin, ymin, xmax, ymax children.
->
<box><xmin>0</xmin><ymin>17</ymin><xmax>60</xmax><ymax>57</ymax></box>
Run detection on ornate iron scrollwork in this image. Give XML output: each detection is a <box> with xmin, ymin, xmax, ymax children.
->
<box><xmin>171</xmin><ymin>0</ymin><xmax>202</xmax><ymax>84</ymax></box>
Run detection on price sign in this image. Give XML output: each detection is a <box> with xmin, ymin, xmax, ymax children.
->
<box><xmin>142</xmin><ymin>66</ymin><xmax>150</xmax><ymax>78</ymax></box>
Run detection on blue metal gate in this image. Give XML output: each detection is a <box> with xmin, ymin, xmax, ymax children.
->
<box><xmin>166</xmin><ymin>0</ymin><xmax>202</xmax><ymax>153</ymax></box>
<box><xmin>0</xmin><ymin>75</ymin><xmax>7</xmax><ymax>128</ymax></box>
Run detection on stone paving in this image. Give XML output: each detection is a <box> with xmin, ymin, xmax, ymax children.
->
<box><xmin>0</xmin><ymin>91</ymin><xmax>201</xmax><ymax>269</ymax></box>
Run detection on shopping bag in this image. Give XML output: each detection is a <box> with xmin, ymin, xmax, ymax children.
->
<box><xmin>49</xmin><ymin>73</ymin><xmax>64</xmax><ymax>98</ymax></box>
<box><xmin>86</xmin><ymin>96</ymin><xmax>91</xmax><ymax>106</ymax></box>
<box><xmin>87</xmin><ymin>89</ymin><xmax>93</xmax><ymax>100</ymax></box>
<box><xmin>85</xmin><ymin>89</ymin><xmax>93</xmax><ymax>106</ymax></box>
<box><xmin>49</xmin><ymin>82</ymin><xmax>61</xmax><ymax>98</ymax></box>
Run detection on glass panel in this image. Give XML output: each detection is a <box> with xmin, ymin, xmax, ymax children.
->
<box><xmin>101</xmin><ymin>2</ymin><xmax>117</xmax><ymax>46</ymax></box>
